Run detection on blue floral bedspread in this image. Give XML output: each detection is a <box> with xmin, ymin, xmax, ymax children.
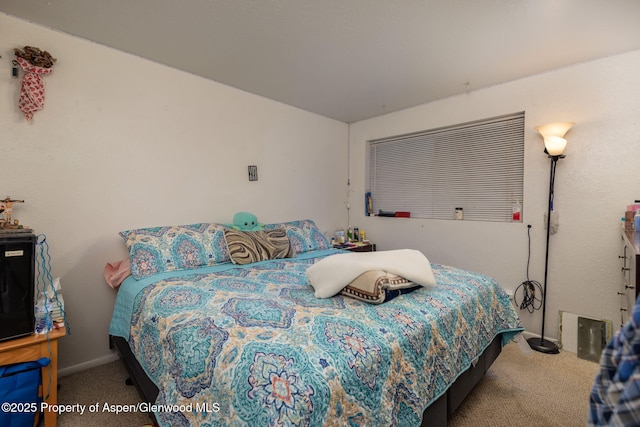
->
<box><xmin>109</xmin><ymin>249</ymin><xmax>523</xmax><ymax>426</ymax></box>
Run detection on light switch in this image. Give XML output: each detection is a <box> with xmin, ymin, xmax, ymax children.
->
<box><xmin>248</xmin><ymin>165</ymin><xmax>258</xmax><ymax>181</ymax></box>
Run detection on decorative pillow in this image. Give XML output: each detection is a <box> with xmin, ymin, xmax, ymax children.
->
<box><xmin>120</xmin><ymin>223</ymin><xmax>229</xmax><ymax>279</ymax></box>
<box><xmin>264</xmin><ymin>219</ymin><xmax>331</xmax><ymax>254</ymax></box>
<box><xmin>340</xmin><ymin>270</ymin><xmax>421</xmax><ymax>304</ymax></box>
<box><xmin>224</xmin><ymin>229</ymin><xmax>296</xmax><ymax>265</ymax></box>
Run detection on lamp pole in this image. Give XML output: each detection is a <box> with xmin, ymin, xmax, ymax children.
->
<box><xmin>527</xmin><ymin>154</ymin><xmax>561</xmax><ymax>354</ymax></box>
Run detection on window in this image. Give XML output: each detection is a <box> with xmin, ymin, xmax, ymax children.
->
<box><xmin>368</xmin><ymin>112</ymin><xmax>524</xmax><ymax>222</ymax></box>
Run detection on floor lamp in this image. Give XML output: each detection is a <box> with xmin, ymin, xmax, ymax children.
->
<box><xmin>527</xmin><ymin>121</ymin><xmax>574</xmax><ymax>354</ymax></box>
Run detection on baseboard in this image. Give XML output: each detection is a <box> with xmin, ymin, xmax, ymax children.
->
<box><xmin>58</xmin><ymin>351</ymin><xmax>119</xmax><ymax>377</ymax></box>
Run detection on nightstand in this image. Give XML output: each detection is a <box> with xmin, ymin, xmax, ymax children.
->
<box><xmin>0</xmin><ymin>328</ymin><xmax>66</xmax><ymax>427</ymax></box>
<box><xmin>342</xmin><ymin>242</ymin><xmax>376</xmax><ymax>252</ymax></box>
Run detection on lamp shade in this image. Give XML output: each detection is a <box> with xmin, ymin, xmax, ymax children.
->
<box><xmin>535</xmin><ymin>122</ymin><xmax>574</xmax><ymax>138</ymax></box>
<box><xmin>535</xmin><ymin>122</ymin><xmax>574</xmax><ymax>156</ymax></box>
<box><xmin>543</xmin><ymin>136</ymin><xmax>567</xmax><ymax>156</ymax></box>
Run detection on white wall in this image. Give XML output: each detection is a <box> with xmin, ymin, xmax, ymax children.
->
<box><xmin>0</xmin><ymin>13</ymin><xmax>348</xmax><ymax>373</ymax></box>
<box><xmin>349</xmin><ymin>50</ymin><xmax>640</xmax><ymax>341</ymax></box>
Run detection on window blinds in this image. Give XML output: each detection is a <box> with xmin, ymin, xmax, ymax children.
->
<box><xmin>368</xmin><ymin>112</ymin><xmax>524</xmax><ymax>222</ymax></box>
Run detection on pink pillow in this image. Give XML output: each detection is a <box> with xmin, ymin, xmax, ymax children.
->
<box><xmin>104</xmin><ymin>259</ymin><xmax>132</xmax><ymax>288</ymax></box>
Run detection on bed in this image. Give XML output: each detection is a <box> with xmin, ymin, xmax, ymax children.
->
<box><xmin>107</xmin><ymin>220</ymin><xmax>523</xmax><ymax>426</ymax></box>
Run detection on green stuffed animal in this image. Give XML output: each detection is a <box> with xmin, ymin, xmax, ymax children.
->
<box><xmin>226</xmin><ymin>212</ymin><xmax>264</xmax><ymax>231</ymax></box>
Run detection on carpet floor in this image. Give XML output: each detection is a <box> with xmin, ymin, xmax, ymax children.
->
<box><xmin>56</xmin><ymin>338</ymin><xmax>599</xmax><ymax>426</ymax></box>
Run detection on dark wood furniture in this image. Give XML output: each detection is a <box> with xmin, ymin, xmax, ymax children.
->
<box><xmin>620</xmin><ymin>231</ymin><xmax>640</xmax><ymax>327</ymax></box>
<box><xmin>338</xmin><ymin>242</ymin><xmax>376</xmax><ymax>252</ymax></box>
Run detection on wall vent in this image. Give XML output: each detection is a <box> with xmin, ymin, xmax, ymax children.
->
<box><xmin>577</xmin><ymin>317</ymin><xmax>608</xmax><ymax>363</ymax></box>
<box><xmin>558</xmin><ymin>311</ymin><xmax>611</xmax><ymax>362</ymax></box>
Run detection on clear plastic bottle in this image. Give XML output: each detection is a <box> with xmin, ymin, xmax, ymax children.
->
<box><xmin>512</xmin><ymin>201</ymin><xmax>521</xmax><ymax>222</ymax></box>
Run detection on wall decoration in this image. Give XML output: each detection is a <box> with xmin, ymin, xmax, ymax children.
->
<box><xmin>0</xmin><ymin>196</ymin><xmax>26</xmax><ymax>229</ymax></box>
<box><xmin>14</xmin><ymin>46</ymin><xmax>57</xmax><ymax>120</ymax></box>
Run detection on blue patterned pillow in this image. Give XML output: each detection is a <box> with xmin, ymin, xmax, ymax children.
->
<box><xmin>120</xmin><ymin>223</ymin><xmax>230</xmax><ymax>279</ymax></box>
<box><xmin>264</xmin><ymin>219</ymin><xmax>331</xmax><ymax>254</ymax></box>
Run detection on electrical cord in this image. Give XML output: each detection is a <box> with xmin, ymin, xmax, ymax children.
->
<box><xmin>513</xmin><ymin>225</ymin><xmax>543</xmax><ymax>313</ymax></box>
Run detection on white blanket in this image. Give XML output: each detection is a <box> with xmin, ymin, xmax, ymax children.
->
<box><xmin>307</xmin><ymin>249</ymin><xmax>436</xmax><ymax>298</ymax></box>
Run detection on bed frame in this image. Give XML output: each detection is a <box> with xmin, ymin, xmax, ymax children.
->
<box><xmin>109</xmin><ymin>333</ymin><xmax>502</xmax><ymax>426</ymax></box>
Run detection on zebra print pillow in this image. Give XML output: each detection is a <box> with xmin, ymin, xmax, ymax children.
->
<box><xmin>223</xmin><ymin>229</ymin><xmax>296</xmax><ymax>265</ymax></box>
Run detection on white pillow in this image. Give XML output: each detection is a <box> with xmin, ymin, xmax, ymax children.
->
<box><xmin>307</xmin><ymin>249</ymin><xmax>436</xmax><ymax>298</ymax></box>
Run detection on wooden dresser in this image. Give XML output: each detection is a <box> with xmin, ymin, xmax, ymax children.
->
<box><xmin>620</xmin><ymin>231</ymin><xmax>640</xmax><ymax>327</ymax></box>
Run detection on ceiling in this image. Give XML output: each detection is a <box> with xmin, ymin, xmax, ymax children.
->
<box><xmin>2</xmin><ymin>1</ymin><xmax>640</xmax><ymax>123</ymax></box>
